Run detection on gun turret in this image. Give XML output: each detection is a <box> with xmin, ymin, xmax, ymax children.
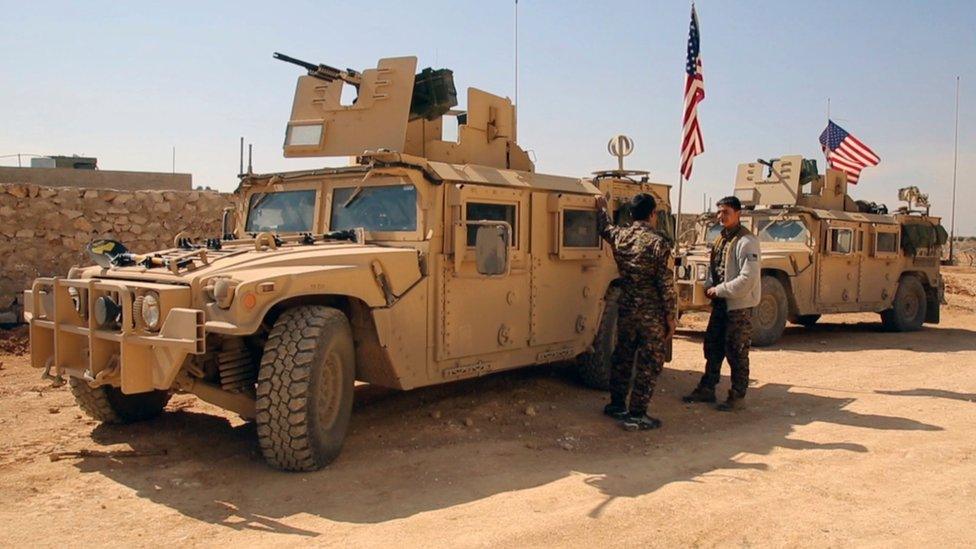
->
<box><xmin>736</xmin><ymin>155</ymin><xmax>859</xmax><ymax>211</ymax></box>
<box><xmin>898</xmin><ymin>186</ymin><xmax>931</xmax><ymax>214</ymax></box>
<box><xmin>280</xmin><ymin>55</ymin><xmax>528</xmax><ymax>170</ymax></box>
<box><xmin>273</xmin><ymin>52</ymin><xmax>362</xmax><ymax>86</ymax></box>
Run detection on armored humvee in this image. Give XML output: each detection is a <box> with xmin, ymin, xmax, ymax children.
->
<box><xmin>25</xmin><ymin>55</ymin><xmax>672</xmax><ymax>471</ymax></box>
<box><xmin>676</xmin><ymin>155</ymin><xmax>946</xmax><ymax>346</ymax></box>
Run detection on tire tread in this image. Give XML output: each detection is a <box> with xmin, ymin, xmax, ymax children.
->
<box><xmin>752</xmin><ymin>275</ymin><xmax>788</xmax><ymax>347</ymax></box>
<box><xmin>574</xmin><ymin>291</ymin><xmax>619</xmax><ymax>391</ymax></box>
<box><xmin>69</xmin><ymin>378</ymin><xmax>122</xmax><ymax>423</ymax></box>
<box><xmin>69</xmin><ymin>378</ymin><xmax>169</xmax><ymax>423</ymax></box>
<box><xmin>881</xmin><ymin>275</ymin><xmax>927</xmax><ymax>332</ymax></box>
<box><xmin>255</xmin><ymin>305</ymin><xmax>352</xmax><ymax>472</ymax></box>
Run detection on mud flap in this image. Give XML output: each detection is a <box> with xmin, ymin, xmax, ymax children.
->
<box><xmin>925</xmin><ymin>285</ymin><xmax>941</xmax><ymax>324</ymax></box>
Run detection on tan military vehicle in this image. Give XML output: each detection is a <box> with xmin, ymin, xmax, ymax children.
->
<box><xmin>676</xmin><ymin>155</ymin><xmax>946</xmax><ymax>346</ymax></box>
<box><xmin>25</xmin><ymin>55</ymin><xmax>672</xmax><ymax>471</ymax></box>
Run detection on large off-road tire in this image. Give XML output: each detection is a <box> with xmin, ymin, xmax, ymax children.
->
<box><xmin>68</xmin><ymin>378</ymin><xmax>170</xmax><ymax>424</ymax></box>
<box><xmin>791</xmin><ymin>314</ymin><xmax>821</xmax><ymax>328</ymax></box>
<box><xmin>573</xmin><ymin>290</ymin><xmax>619</xmax><ymax>391</ymax></box>
<box><xmin>752</xmin><ymin>275</ymin><xmax>788</xmax><ymax>347</ymax></box>
<box><xmin>255</xmin><ymin>306</ymin><xmax>355</xmax><ymax>472</ymax></box>
<box><xmin>881</xmin><ymin>276</ymin><xmax>927</xmax><ymax>332</ymax></box>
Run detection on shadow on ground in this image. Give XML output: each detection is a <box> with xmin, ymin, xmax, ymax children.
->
<box><xmin>70</xmin><ymin>364</ymin><xmax>942</xmax><ymax>537</ymax></box>
<box><xmin>679</xmin><ymin>321</ymin><xmax>976</xmax><ymax>353</ymax></box>
<box><xmin>876</xmin><ymin>388</ymin><xmax>976</xmax><ymax>402</ymax></box>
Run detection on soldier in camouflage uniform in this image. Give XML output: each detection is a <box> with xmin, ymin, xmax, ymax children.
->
<box><xmin>683</xmin><ymin>196</ymin><xmax>761</xmax><ymax>411</ymax></box>
<box><xmin>596</xmin><ymin>193</ymin><xmax>676</xmax><ymax>431</ymax></box>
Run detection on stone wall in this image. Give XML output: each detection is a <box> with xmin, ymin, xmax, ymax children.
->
<box><xmin>0</xmin><ymin>183</ymin><xmax>233</xmax><ymax>322</ymax></box>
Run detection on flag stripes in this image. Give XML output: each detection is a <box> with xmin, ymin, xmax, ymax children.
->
<box><xmin>819</xmin><ymin>120</ymin><xmax>880</xmax><ymax>185</ymax></box>
<box><xmin>680</xmin><ymin>5</ymin><xmax>704</xmax><ymax>180</ymax></box>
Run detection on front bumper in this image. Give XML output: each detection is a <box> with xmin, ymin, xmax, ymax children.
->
<box><xmin>26</xmin><ymin>277</ymin><xmax>205</xmax><ymax>394</ymax></box>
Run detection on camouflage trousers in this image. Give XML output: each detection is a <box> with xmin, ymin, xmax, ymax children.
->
<box><xmin>699</xmin><ymin>300</ymin><xmax>752</xmax><ymax>398</ymax></box>
<box><xmin>609</xmin><ymin>310</ymin><xmax>667</xmax><ymax>416</ymax></box>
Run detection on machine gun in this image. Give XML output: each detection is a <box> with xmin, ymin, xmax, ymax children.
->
<box><xmin>757</xmin><ymin>157</ymin><xmax>819</xmax><ymax>186</ymax></box>
<box><xmin>273</xmin><ymin>52</ymin><xmax>362</xmax><ymax>87</ymax></box>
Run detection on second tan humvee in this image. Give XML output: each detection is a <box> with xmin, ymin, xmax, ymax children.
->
<box><xmin>677</xmin><ymin>156</ymin><xmax>946</xmax><ymax>346</ymax></box>
<box><xmin>25</xmin><ymin>55</ymin><xmax>672</xmax><ymax>471</ymax></box>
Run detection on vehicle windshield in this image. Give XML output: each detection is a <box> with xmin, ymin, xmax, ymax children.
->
<box><xmin>655</xmin><ymin>211</ymin><xmax>675</xmax><ymax>243</ymax></box>
<box><xmin>755</xmin><ymin>218</ymin><xmax>809</xmax><ymax>243</ymax></box>
<box><xmin>246</xmin><ymin>190</ymin><xmax>316</xmax><ymax>233</ymax></box>
<box><xmin>331</xmin><ymin>184</ymin><xmax>418</xmax><ymax>232</ymax></box>
<box><xmin>703</xmin><ymin>222</ymin><xmax>722</xmax><ymax>243</ymax></box>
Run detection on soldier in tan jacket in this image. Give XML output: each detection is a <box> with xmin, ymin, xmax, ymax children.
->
<box><xmin>683</xmin><ymin>196</ymin><xmax>761</xmax><ymax>411</ymax></box>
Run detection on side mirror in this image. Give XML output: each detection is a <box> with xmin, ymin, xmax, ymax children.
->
<box><xmin>474</xmin><ymin>223</ymin><xmax>510</xmax><ymax>276</ymax></box>
<box><xmin>221</xmin><ymin>207</ymin><xmax>236</xmax><ymax>239</ymax></box>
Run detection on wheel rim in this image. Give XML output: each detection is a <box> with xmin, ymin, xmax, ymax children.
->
<box><xmin>316</xmin><ymin>351</ymin><xmax>343</xmax><ymax>428</ymax></box>
<box><xmin>901</xmin><ymin>291</ymin><xmax>920</xmax><ymax>320</ymax></box>
<box><xmin>756</xmin><ymin>294</ymin><xmax>778</xmax><ymax>329</ymax></box>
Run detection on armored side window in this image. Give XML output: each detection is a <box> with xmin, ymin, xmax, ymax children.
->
<box><xmin>875</xmin><ymin>231</ymin><xmax>899</xmax><ymax>255</ymax></box>
<box><xmin>466</xmin><ymin>202</ymin><xmax>516</xmax><ymax>247</ymax></box>
<box><xmin>562</xmin><ymin>209</ymin><xmax>600</xmax><ymax>248</ymax></box>
<box><xmin>285</xmin><ymin>123</ymin><xmax>324</xmax><ymax>147</ymax></box>
<box><xmin>827</xmin><ymin>228</ymin><xmax>853</xmax><ymax>254</ymax></box>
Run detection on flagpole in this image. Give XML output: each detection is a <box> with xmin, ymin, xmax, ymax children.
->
<box><xmin>675</xmin><ymin>175</ymin><xmax>685</xmax><ymax>256</ymax></box>
<box><xmin>514</xmin><ymin>0</ymin><xmax>519</xmax><ymax>107</ymax></box>
<box><xmin>825</xmin><ymin>98</ymin><xmax>831</xmax><ymax>166</ymax></box>
<box><xmin>949</xmin><ymin>76</ymin><xmax>959</xmax><ymax>263</ymax></box>
<box><xmin>674</xmin><ymin>171</ymin><xmax>685</xmax><ymax>320</ymax></box>
<box><xmin>675</xmin><ymin>0</ymin><xmax>697</xmax><ymax>322</ymax></box>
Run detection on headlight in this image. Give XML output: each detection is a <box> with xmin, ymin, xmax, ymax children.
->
<box><xmin>211</xmin><ymin>278</ymin><xmax>238</xmax><ymax>309</ymax></box>
<box><xmin>68</xmin><ymin>287</ymin><xmax>89</xmax><ymax>318</ymax></box>
<box><xmin>696</xmin><ymin>264</ymin><xmax>708</xmax><ymax>281</ymax></box>
<box><xmin>94</xmin><ymin>296</ymin><xmax>121</xmax><ymax>328</ymax></box>
<box><xmin>68</xmin><ymin>287</ymin><xmax>81</xmax><ymax>312</ymax></box>
<box><xmin>140</xmin><ymin>293</ymin><xmax>161</xmax><ymax>330</ymax></box>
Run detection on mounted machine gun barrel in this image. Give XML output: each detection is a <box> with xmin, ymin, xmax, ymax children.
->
<box><xmin>273</xmin><ymin>52</ymin><xmax>362</xmax><ymax>86</ymax></box>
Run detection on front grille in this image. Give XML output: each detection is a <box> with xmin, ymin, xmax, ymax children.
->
<box><xmin>29</xmin><ymin>278</ymin><xmax>204</xmax><ymax>393</ymax></box>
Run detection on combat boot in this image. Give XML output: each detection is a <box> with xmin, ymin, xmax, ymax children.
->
<box><xmin>621</xmin><ymin>414</ymin><xmax>663</xmax><ymax>431</ymax></box>
<box><xmin>681</xmin><ymin>385</ymin><xmax>716</xmax><ymax>404</ymax></box>
<box><xmin>603</xmin><ymin>401</ymin><xmax>629</xmax><ymax>420</ymax></box>
<box><xmin>716</xmin><ymin>391</ymin><xmax>744</xmax><ymax>412</ymax></box>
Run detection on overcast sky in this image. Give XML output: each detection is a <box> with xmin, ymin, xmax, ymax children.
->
<box><xmin>2</xmin><ymin>0</ymin><xmax>973</xmax><ymax>234</ymax></box>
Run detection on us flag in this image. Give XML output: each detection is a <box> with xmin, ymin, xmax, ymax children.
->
<box><xmin>680</xmin><ymin>4</ymin><xmax>704</xmax><ymax>180</ymax></box>
<box><xmin>819</xmin><ymin>120</ymin><xmax>880</xmax><ymax>184</ymax></box>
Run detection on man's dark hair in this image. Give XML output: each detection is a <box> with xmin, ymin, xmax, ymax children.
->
<box><xmin>630</xmin><ymin>193</ymin><xmax>657</xmax><ymax>221</ymax></box>
<box><xmin>716</xmin><ymin>195</ymin><xmax>742</xmax><ymax>211</ymax></box>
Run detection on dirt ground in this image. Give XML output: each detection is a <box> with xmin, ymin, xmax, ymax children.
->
<box><xmin>1</xmin><ymin>269</ymin><xmax>975</xmax><ymax>547</ymax></box>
